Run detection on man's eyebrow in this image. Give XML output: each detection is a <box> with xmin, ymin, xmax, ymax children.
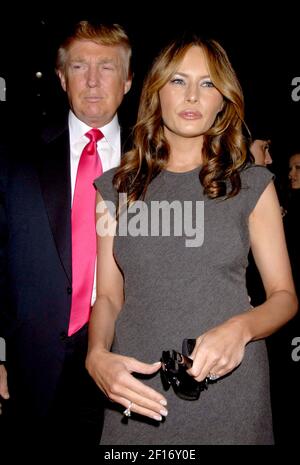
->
<box><xmin>69</xmin><ymin>57</ymin><xmax>118</xmax><ymax>66</ymax></box>
<box><xmin>69</xmin><ymin>58</ymin><xmax>116</xmax><ymax>63</ymax></box>
<box><xmin>69</xmin><ymin>57</ymin><xmax>86</xmax><ymax>62</ymax></box>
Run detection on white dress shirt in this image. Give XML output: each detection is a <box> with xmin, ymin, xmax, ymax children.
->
<box><xmin>68</xmin><ymin>110</ymin><xmax>121</xmax><ymax>306</ymax></box>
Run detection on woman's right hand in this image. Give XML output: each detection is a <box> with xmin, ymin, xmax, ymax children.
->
<box><xmin>86</xmin><ymin>349</ymin><xmax>168</xmax><ymax>422</ymax></box>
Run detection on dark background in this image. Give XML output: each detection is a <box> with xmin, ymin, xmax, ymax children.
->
<box><xmin>0</xmin><ymin>3</ymin><xmax>299</xmax><ymax>446</ymax></box>
<box><xmin>1</xmin><ymin>3</ymin><xmax>300</xmax><ymax>184</ymax></box>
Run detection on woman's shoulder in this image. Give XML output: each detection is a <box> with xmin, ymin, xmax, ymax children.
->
<box><xmin>236</xmin><ymin>163</ymin><xmax>274</xmax><ymax>214</ymax></box>
<box><xmin>240</xmin><ymin>163</ymin><xmax>274</xmax><ymax>190</ymax></box>
<box><xmin>94</xmin><ymin>167</ymin><xmax>117</xmax><ymax>188</ymax></box>
<box><xmin>94</xmin><ymin>167</ymin><xmax>118</xmax><ymax>184</ymax></box>
<box><xmin>94</xmin><ymin>167</ymin><xmax>118</xmax><ymax>204</ymax></box>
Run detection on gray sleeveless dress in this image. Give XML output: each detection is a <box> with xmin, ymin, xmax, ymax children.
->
<box><xmin>94</xmin><ymin>164</ymin><xmax>274</xmax><ymax>445</ymax></box>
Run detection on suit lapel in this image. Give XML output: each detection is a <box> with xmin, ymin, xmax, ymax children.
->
<box><xmin>38</xmin><ymin>126</ymin><xmax>72</xmax><ymax>284</ymax></box>
<box><xmin>37</xmin><ymin>119</ymin><xmax>130</xmax><ymax>285</ymax></box>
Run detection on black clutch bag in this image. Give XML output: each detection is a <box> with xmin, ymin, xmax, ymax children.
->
<box><xmin>160</xmin><ymin>339</ymin><xmax>208</xmax><ymax>400</ymax></box>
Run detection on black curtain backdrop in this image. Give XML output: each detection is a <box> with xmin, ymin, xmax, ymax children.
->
<box><xmin>1</xmin><ymin>4</ymin><xmax>299</xmax><ymax>177</ymax></box>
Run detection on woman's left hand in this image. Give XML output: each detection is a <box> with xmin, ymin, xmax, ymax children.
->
<box><xmin>188</xmin><ymin>316</ymin><xmax>252</xmax><ymax>381</ymax></box>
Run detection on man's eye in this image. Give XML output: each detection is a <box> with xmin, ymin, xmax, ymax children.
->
<box><xmin>102</xmin><ymin>64</ymin><xmax>116</xmax><ymax>71</ymax></box>
<box><xmin>71</xmin><ymin>64</ymin><xmax>85</xmax><ymax>70</ymax></box>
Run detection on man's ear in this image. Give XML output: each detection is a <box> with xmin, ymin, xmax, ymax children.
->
<box><xmin>57</xmin><ymin>70</ymin><xmax>67</xmax><ymax>92</ymax></box>
<box><xmin>124</xmin><ymin>78</ymin><xmax>132</xmax><ymax>95</ymax></box>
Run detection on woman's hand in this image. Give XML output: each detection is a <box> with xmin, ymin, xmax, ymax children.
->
<box><xmin>188</xmin><ymin>317</ymin><xmax>252</xmax><ymax>381</ymax></box>
<box><xmin>0</xmin><ymin>364</ymin><xmax>9</xmax><ymax>415</ymax></box>
<box><xmin>86</xmin><ymin>350</ymin><xmax>168</xmax><ymax>421</ymax></box>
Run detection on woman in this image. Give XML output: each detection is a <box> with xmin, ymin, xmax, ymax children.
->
<box><xmin>284</xmin><ymin>151</ymin><xmax>300</xmax><ymax>294</ymax></box>
<box><xmin>267</xmin><ymin>151</ymin><xmax>300</xmax><ymax>444</ymax></box>
<box><xmin>86</xmin><ymin>34</ymin><xmax>297</xmax><ymax>445</ymax></box>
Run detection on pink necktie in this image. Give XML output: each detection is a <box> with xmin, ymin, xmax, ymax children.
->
<box><xmin>68</xmin><ymin>128</ymin><xmax>103</xmax><ymax>336</ymax></box>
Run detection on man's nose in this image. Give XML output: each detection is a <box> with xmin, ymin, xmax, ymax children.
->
<box><xmin>289</xmin><ymin>167</ymin><xmax>295</xmax><ymax>179</ymax></box>
<box><xmin>265</xmin><ymin>152</ymin><xmax>273</xmax><ymax>164</ymax></box>
<box><xmin>86</xmin><ymin>66</ymin><xmax>99</xmax><ymax>87</ymax></box>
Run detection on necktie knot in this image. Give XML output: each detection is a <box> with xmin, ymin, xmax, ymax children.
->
<box><xmin>86</xmin><ymin>128</ymin><xmax>104</xmax><ymax>142</ymax></box>
<box><xmin>84</xmin><ymin>128</ymin><xmax>104</xmax><ymax>155</ymax></box>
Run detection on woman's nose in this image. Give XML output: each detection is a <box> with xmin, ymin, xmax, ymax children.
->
<box><xmin>185</xmin><ymin>84</ymin><xmax>199</xmax><ymax>103</ymax></box>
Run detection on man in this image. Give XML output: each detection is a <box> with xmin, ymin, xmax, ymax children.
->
<box><xmin>0</xmin><ymin>21</ymin><xmax>132</xmax><ymax>446</ymax></box>
<box><xmin>246</xmin><ymin>114</ymin><xmax>273</xmax><ymax>167</ymax></box>
<box><xmin>246</xmin><ymin>121</ymin><xmax>273</xmax><ymax>306</ymax></box>
<box><xmin>250</xmin><ymin>138</ymin><xmax>273</xmax><ymax>166</ymax></box>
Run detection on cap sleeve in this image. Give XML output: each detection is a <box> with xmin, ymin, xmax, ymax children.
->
<box><xmin>240</xmin><ymin>165</ymin><xmax>275</xmax><ymax>216</ymax></box>
<box><xmin>93</xmin><ymin>167</ymin><xmax>118</xmax><ymax>216</ymax></box>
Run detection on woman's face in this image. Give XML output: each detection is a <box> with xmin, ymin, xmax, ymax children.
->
<box><xmin>159</xmin><ymin>46</ymin><xmax>224</xmax><ymax>141</ymax></box>
<box><xmin>289</xmin><ymin>153</ymin><xmax>300</xmax><ymax>189</ymax></box>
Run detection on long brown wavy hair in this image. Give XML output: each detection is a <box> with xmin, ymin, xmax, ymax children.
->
<box><xmin>114</xmin><ymin>33</ymin><xmax>249</xmax><ymax>205</ymax></box>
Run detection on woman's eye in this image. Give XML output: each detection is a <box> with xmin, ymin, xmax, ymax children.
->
<box><xmin>201</xmin><ymin>80</ymin><xmax>214</xmax><ymax>88</ymax></box>
<box><xmin>170</xmin><ymin>78</ymin><xmax>185</xmax><ymax>85</ymax></box>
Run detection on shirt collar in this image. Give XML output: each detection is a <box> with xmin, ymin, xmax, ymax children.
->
<box><xmin>68</xmin><ymin>111</ymin><xmax>120</xmax><ymax>150</ymax></box>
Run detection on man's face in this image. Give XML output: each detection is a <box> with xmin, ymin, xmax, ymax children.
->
<box><xmin>58</xmin><ymin>40</ymin><xmax>132</xmax><ymax>127</ymax></box>
<box><xmin>250</xmin><ymin>139</ymin><xmax>272</xmax><ymax>166</ymax></box>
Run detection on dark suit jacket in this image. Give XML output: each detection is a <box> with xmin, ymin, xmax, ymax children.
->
<box><xmin>0</xmin><ymin>116</ymin><xmax>131</xmax><ymax>416</ymax></box>
<box><xmin>0</xmin><ymin>121</ymin><xmax>74</xmax><ymax>415</ymax></box>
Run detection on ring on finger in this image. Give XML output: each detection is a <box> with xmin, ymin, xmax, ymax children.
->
<box><xmin>123</xmin><ymin>401</ymin><xmax>133</xmax><ymax>417</ymax></box>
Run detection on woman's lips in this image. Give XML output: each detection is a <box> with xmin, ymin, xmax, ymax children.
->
<box><xmin>178</xmin><ymin>110</ymin><xmax>202</xmax><ymax>119</ymax></box>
